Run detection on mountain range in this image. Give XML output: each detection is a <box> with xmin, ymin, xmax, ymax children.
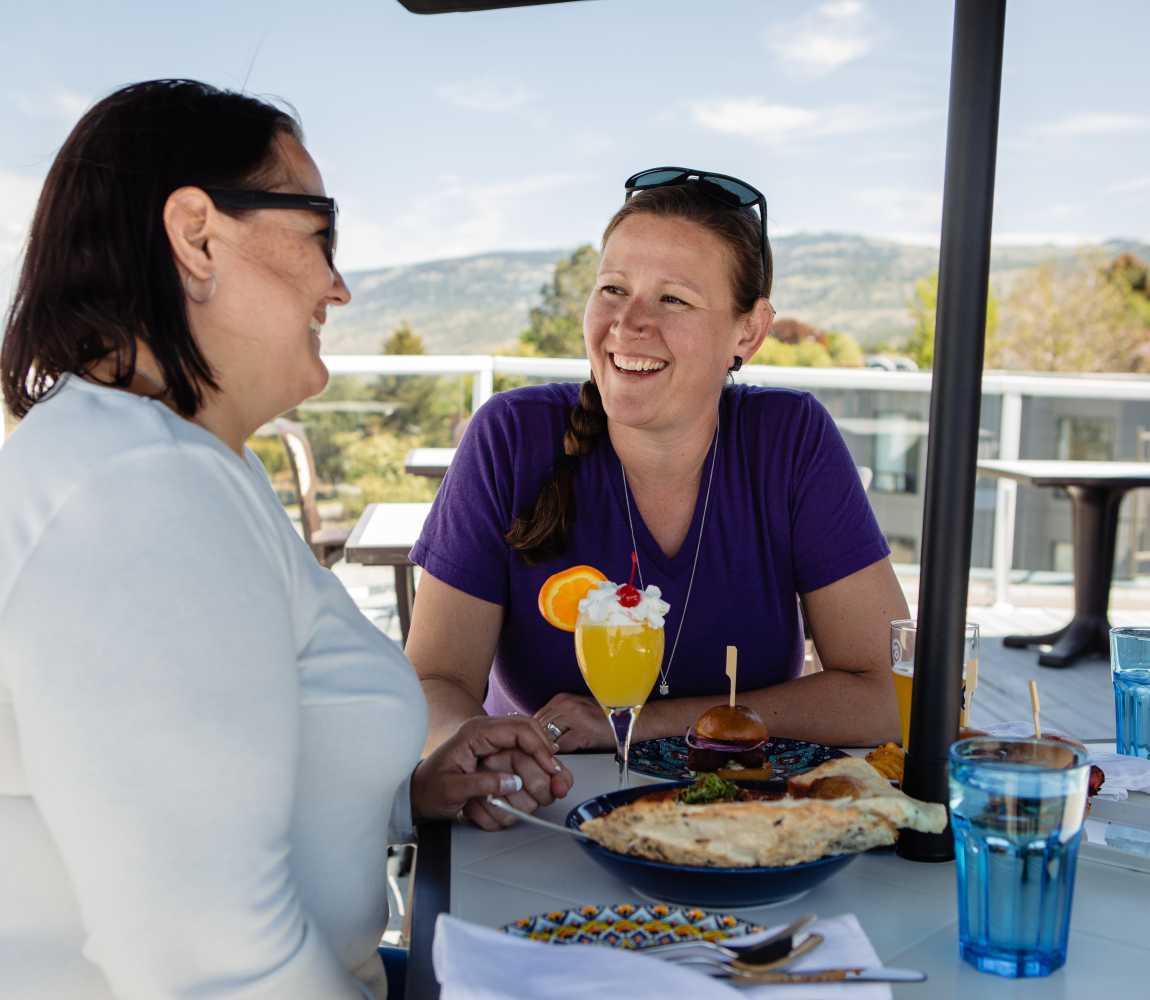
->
<box><xmin>324</xmin><ymin>233</ymin><xmax>1150</xmax><ymax>355</ymax></box>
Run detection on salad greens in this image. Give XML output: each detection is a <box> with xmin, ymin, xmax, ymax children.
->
<box><xmin>678</xmin><ymin>773</ymin><xmax>741</xmax><ymax>804</ymax></box>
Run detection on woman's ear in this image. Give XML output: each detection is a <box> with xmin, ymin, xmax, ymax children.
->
<box><xmin>163</xmin><ymin>187</ymin><xmax>216</xmax><ymax>281</ymax></box>
<box><xmin>736</xmin><ymin>297</ymin><xmax>775</xmax><ymax>363</ymax></box>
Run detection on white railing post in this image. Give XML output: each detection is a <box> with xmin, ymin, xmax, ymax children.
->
<box><xmin>471</xmin><ymin>356</ymin><xmax>495</xmax><ymax>412</ymax></box>
<box><xmin>991</xmin><ymin>389</ymin><xmax>1024</xmax><ymax>608</ymax></box>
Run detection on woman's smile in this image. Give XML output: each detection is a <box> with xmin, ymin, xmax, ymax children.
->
<box><xmin>610</xmin><ymin>352</ymin><xmax>668</xmax><ymax>375</ymax></box>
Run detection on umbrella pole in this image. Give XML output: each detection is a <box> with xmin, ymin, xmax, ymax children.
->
<box><xmin>898</xmin><ymin>0</ymin><xmax>1007</xmax><ymax>862</ymax></box>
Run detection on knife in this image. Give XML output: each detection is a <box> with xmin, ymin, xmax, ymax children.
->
<box><xmin>729</xmin><ymin>965</ymin><xmax>926</xmax><ymax>984</ymax></box>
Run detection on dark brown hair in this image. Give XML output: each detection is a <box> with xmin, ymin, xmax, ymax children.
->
<box><xmin>505</xmin><ymin>183</ymin><xmax>773</xmax><ymax>564</ymax></box>
<box><xmin>2</xmin><ymin>79</ymin><xmax>302</xmax><ymax>419</ymax></box>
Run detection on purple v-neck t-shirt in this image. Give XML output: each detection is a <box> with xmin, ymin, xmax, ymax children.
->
<box><xmin>410</xmin><ymin>382</ymin><xmax>889</xmax><ymax>716</ymax></box>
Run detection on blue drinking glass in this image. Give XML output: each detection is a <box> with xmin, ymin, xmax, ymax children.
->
<box><xmin>948</xmin><ymin>737</ymin><xmax>1090</xmax><ymax>978</ymax></box>
<box><xmin>1111</xmin><ymin>627</ymin><xmax>1150</xmax><ymax>759</ymax></box>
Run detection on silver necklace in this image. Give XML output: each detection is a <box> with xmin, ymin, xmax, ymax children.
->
<box><xmin>620</xmin><ymin>413</ymin><xmax>719</xmax><ymax>697</ymax></box>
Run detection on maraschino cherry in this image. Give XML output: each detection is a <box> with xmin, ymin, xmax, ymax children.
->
<box><xmin>616</xmin><ymin>551</ymin><xmax>641</xmax><ymax>608</ymax></box>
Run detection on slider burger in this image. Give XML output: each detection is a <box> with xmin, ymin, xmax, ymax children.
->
<box><xmin>686</xmin><ymin>704</ymin><xmax>772</xmax><ymax>780</ymax></box>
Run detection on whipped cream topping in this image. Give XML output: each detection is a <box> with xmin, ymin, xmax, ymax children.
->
<box><xmin>578</xmin><ymin>579</ymin><xmax>670</xmax><ymax>628</ymax></box>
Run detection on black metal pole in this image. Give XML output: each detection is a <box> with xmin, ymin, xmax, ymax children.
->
<box><xmin>898</xmin><ymin>0</ymin><xmax>1007</xmax><ymax>862</ymax></box>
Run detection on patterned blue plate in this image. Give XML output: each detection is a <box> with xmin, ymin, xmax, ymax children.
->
<box><xmin>501</xmin><ymin>902</ymin><xmax>764</xmax><ymax>948</ymax></box>
<box><xmin>627</xmin><ymin>735</ymin><xmax>847</xmax><ymax>782</ymax></box>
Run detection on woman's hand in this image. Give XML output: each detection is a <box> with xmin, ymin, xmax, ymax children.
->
<box><xmin>534</xmin><ymin>692</ymin><xmax>616</xmax><ymax>753</ymax></box>
<box><xmin>462</xmin><ymin>748</ymin><xmax>575</xmax><ymax>830</ymax></box>
<box><xmin>410</xmin><ymin>716</ymin><xmax>572</xmax><ymax>831</ymax></box>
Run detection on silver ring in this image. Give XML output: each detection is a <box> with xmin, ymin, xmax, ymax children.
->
<box><xmin>544</xmin><ymin>721</ymin><xmax>563</xmax><ymax>741</ymax></box>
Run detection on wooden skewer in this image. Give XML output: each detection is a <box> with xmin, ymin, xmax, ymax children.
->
<box><xmin>1028</xmin><ymin>679</ymin><xmax>1041</xmax><ymax>739</ymax></box>
<box><xmin>964</xmin><ymin>658</ymin><xmax>979</xmax><ymax>723</ymax></box>
<box><xmin>726</xmin><ymin>645</ymin><xmax>738</xmax><ymax>708</ymax></box>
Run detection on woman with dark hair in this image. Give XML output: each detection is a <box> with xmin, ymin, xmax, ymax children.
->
<box><xmin>0</xmin><ymin>80</ymin><xmax>568</xmax><ymax>999</ymax></box>
<box><xmin>408</xmin><ymin>169</ymin><xmax>906</xmax><ymax>826</ymax></box>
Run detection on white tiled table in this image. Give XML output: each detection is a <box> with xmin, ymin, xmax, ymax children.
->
<box><xmin>409</xmin><ymin>750</ymin><xmax>1150</xmax><ymax>998</ymax></box>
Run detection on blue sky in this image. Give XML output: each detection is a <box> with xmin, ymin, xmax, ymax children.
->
<box><xmin>2</xmin><ymin>0</ymin><xmax>1148</xmax><ymax>286</ymax></box>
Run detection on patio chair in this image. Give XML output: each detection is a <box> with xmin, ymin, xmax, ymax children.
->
<box><xmin>274</xmin><ymin>418</ymin><xmax>350</xmax><ymax>569</ymax></box>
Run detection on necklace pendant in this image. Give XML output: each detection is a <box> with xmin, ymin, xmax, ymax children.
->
<box><xmin>659</xmin><ymin>681</ymin><xmax>670</xmax><ymax>696</ymax></box>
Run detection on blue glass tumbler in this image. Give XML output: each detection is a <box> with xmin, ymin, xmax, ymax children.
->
<box><xmin>1111</xmin><ymin>627</ymin><xmax>1150</xmax><ymax>759</ymax></box>
<box><xmin>949</xmin><ymin>737</ymin><xmax>1090</xmax><ymax>978</ymax></box>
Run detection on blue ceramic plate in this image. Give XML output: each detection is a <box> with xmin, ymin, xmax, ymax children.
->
<box><xmin>500</xmin><ymin>902</ymin><xmax>764</xmax><ymax>948</ymax></box>
<box><xmin>628</xmin><ymin>735</ymin><xmax>847</xmax><ymax>782</ymax></box>
<box><xmin>566</xmin><ymin>782</ymin><xmax>858</xmax><ymax>909</ymax></box>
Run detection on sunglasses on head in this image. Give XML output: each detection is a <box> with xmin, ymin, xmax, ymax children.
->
<box><xmin>203</xmin><ymin>189</ymin><xmax>339</xmax><ymax>267</ymax></box>
<box><xmin>624</xmin><ymin>167</ymin><xmax>769</xmax><ymax>285</ymax></box>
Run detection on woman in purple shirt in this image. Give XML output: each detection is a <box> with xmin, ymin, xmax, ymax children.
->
<box><xmin>407</xmin><ymin>169</ymin><xmax>906</xmax><ymax>825</ymax></box>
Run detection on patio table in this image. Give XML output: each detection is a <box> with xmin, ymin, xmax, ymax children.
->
<box><xmin>976</xmin><ymin>460</ymin><xmax>1150</xmax><ymax>667</ymax></box>
<box><xmin>406</xmin><ymin>747</ymin><xmax>1150</xmax><ymax>999</ymax></box>
<box><xmin>404</xmin><ymin>447</ymin><xmax>456</xmax><ymax>480</ymax></box>
<box><xmin>344</xmin><ymin>502</ymin><xmax>432</xmax><ymax>644</ymax></box>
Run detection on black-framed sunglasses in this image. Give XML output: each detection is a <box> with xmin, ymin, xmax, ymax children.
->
<box><xmin>624</xmin><ymin>167</ymin><xmax>770</xmax><ymax>286</ymax></box>
<box><xmin>203</xmin><ymin>189</ymin><xmax>339</xmax><ymax>267</ymax></box>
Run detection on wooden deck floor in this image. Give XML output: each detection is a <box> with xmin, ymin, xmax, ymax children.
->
<box><xmin>945</xmin><ymin>605</ymin><xmax>1146</xmax><ymax>741</ymax></box>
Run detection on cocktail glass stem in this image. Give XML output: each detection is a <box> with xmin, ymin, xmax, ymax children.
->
<box><xmin>607</xmin><ymin>707</ymin><xmax>638</xmax><ymax>788</ymax></box>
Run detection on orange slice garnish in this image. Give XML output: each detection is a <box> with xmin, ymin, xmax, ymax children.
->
<box><xmin>538</xmin><ymin>564</ymin><xmax>608</xmax><ymax>632</ymax></box>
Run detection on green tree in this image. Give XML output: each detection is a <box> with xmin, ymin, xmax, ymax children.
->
<box><xmin>374</xmin><ymin>321</ymin><xmax>461</xmax><ymax>440</ymax></box>
<box><xmin>750</xmin><ymin>338</ymin><xmax>798</xmax><ymax>366</ymax></box>
<box><xmin>794</xmin><ymin>340</ymin><xmax>833</xmax><ymax>367</ymax></box>
<box><xmin>518</xmin><ymin>244</ymin><xmax>600</xmax><ymax>357</ymax></box>
<box><xmin>338</xmin><ymin>430</ymin><xmax>438</xmax><ymax>520</ymax></box>
<box><xmin>907</xmin><ymin>272</ymin><xmax>999</xmax><ymax>369</ymax></box>
<box><xmin>1105</xmin><ymin>253</ymin><xmax>1150</xmax><ymax>326</ymax></box>
<box><xmin>826</xmin><ymin>331</ymin><xmax>865</xmax><ymax>367</ymax></box>
<box><xmin>988</xmin><ymin>255</ymin><xmax>1150</xmax><ymax>373</ymax></box>
<box><xmin>383</xmin><ymin>322</ymin><xmax>425</xmax><ymax>356</ymax></box>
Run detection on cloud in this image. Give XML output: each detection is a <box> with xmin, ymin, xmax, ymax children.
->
<box><xmin>0</xmin><ymin>170</ymin><xmax>42</xmax><ymax>291</ymax></box>
<box><xmin>8</xmin><ymin>88</ymin><xmax>91</xmax><ymax>122</ymax></box>
<box><xmin>820</xmin><ymin>0</ymin><xmax>864</xmax><ymax>18</ymax></box>
<box><xmin>767</xmin><ymin>1</ymin><xmax>872</xmax><ymax>76</ymax></box>
<box><xmin>338</xmin><ymin>171</ymin><xmax>588</xmax><ymax>271</ymax></box>
<box><xmin>687</xmin><ymin>98</ymin><xmax>928</xmax><ymax>144</ymax></box>
<box><xmin>991</xmin><ymin>231</ymin><xmax>1101</xmax><ymax>247</ymax></box>
<box><xmin>854</xmin><ymin>187</ymin><xmax>943</xmax><ymax>236</ymax></box>
<box><xmin>1039</xmin><ymin>112</ymin><xmax>1149</xmax><ymax>136</ymax></box>
<box><xmin>772</xmin><ymin>34</ymin><xmax>871</xmax><ymax>75</ymax></box>
<box><xmin>688</xmin><ymin>100</ymin><xmax>818</xmax><ymax>138</ymax></box>
<box><xmin>1109</xmin><ymin>176</ymin><xmax>1150</xmax><ymax>194</ymax></box>
<box><xmin>435</xmin><ymin>79</ymin><xmax>533</xmax><ymax>114</ymax></box>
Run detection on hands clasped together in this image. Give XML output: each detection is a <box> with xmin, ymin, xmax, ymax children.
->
<box><xmin>411</xmin><ymin>715</ymin><xmax>575</xmax><ymax>831</ymax></box>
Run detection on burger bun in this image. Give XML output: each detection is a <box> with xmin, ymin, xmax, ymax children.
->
<box><xmin>693</xmin><ymin>704</ymin><xmax>768</xmax><ymax>746</ymax></box>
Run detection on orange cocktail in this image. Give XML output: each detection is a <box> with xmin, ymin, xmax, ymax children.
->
<box><xmin>575</xmin><ymin>572</ymin><xmax>669</xmax><ymax>786</ymax></box>
<box><xmin>575</xmin><ymin>623</ymin><xmax>664</xmax><ymax>709</ymax></box>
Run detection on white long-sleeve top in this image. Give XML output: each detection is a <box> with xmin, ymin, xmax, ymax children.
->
<box><xmin>0</xmin><ymin>376</ymin><xmax>427</xmax><ymax>999</ymax></box>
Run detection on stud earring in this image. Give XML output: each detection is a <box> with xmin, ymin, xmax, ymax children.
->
<box><xmin>185</xmin><ymin>273</ymin><xmax>217</xmax><ymax>305</ymax></box>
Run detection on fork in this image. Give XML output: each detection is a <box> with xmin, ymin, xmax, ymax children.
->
<box><xmin>664</xmin><ymin>933</ymin><xmax>824</xmax><ymax>976</ymax></box>
<box><xmin>639</xmin><ymin>912</ymin><xmax>817</xmax><ymax>965</ymax></box>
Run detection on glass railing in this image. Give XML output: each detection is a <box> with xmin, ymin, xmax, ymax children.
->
<box><xmin>12</xmin><ymin>356</ymin><xmax>1142</xmax><ymax>602</ymax></box>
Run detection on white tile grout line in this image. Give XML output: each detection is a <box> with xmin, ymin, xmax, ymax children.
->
<box><xmin>883</xmin><ymin>918</ymin><xmax>960</xmax><ymax>964</ymax></box>
<box><xmin>453</xmin><ymin>870</ymin><xmax>587</xmax><ymax>909</ymax></box>
<box><xmin>455</xmin><ymin>828</ymin><xmax>560</xmax><ymax>872</ymax></box>
<box><xmin>1070</xmin><ymin>926</ymin><xmax>1150</xmax><ymax>952</ymax></box>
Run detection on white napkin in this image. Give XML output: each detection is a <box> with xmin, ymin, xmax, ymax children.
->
<box><xmin>433</xmin><ymin>912</ymin><xmax>891</xmax><ymax>1000</ymax></box>
<box><xmin>981</xmin><ymin>723</ymin><xmax>1150</xmax><ymax>800</ymax></box>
